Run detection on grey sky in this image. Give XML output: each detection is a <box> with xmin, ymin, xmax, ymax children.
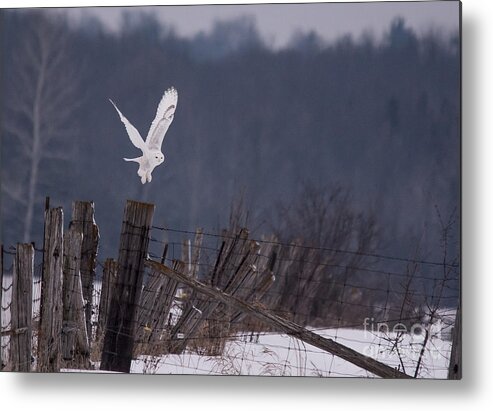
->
<box><xmin>59</xmin><ymin>1</ymin><xmax>459</xmax><ymax>48</ymax></box>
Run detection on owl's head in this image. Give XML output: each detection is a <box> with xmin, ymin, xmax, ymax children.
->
<box><xmin>151</xmin><ymin>151</ymin><xmax>165</xmax><ymax>164</ymax></box>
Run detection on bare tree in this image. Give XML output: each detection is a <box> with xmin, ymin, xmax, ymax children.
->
<box><xmin>2</xmin><ymin>13</ymin><xmax>80</xmax><ymax>242</ymax></box>
<box><xmin>378</xmin><ymin>208</ymin><xmax>459</xmax><ymax>378</ymax></box>
<box><xmin>265</xmin><ymin>183</ymin><xmax>380</xmax><ymax>326</ymax></box>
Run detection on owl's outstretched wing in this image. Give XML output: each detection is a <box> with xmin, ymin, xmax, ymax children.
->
<box><xmin>109</xmin><ymin>99</ymin><xmax>146</xmax><ymax>151</ymax></box>
<box><xmin>146</xmin><ymin>87</ymin><xmax>178</xmax><ymax>151</ymax></box>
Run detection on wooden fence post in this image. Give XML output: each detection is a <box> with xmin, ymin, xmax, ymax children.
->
<box><xmin>61</xmin><ymin>226</ymin><xmax>90</xmax><ymax>368</ymax></box>
<box><xmin>136</xmin><ymin>259</ymin><xmax>185</xmax><ymax>355</ymax></box>
<box><xmin>38</xmin><ymin>207</ymin><xmax>64</xmax><ymax>372</ymax></box>
<box><xmin>100</xmin><ymin>200</ymin><xmax>154</xmax><ymax>373</ymax></box>
<box><xmin>95</xmin><ymin>258</ymin><xmax>118</xmax><ymax>354</ymax></box>
<box><xmin>71</xmin><ymin>201</ymin><xmax>99</xmax><ymax>344</ymax></box>
<box><xmin>448</xmin><ymin>303</ymin><xmax>462</xmax><ymax>379</ymax></box>
<box><xmin>11</xmin><ymin>243</ymin><xmax>34</xmax><ymax>372</ymax></box>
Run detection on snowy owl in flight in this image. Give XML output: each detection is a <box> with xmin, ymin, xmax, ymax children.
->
<box><xmin>110</xmin><ymin>87</ymin><xmax>178</xmax><ymax>184</ymax></box>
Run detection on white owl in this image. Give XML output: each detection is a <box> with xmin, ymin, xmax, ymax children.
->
<box><xmin>110</xmin><ymin>87</ymin><xmax>178</xmax><ymax>184</ymax></box>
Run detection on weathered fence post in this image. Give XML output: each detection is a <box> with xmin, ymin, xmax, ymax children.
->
<box><xmin>95</xmin><ymin>258</ymin><xmax>118</xmax><ymax>354</ymax></box>
<box><xmin>38</xmin><ymin>207</ymin><xmax>64</xmax><ymax>372</ymax></box>
<box><xmin>11</xmin><ymin>243</ymin><xmax>34</xmax><ymax>372</ymax></box>
<box><xmin>448</xmin><ymin>303</ymin><xmax>462</xmax><ymax>379</ymax></box>
<box><xmin>191</xmin><ymin>229</ymin><xmax>203</xmax><ymax>278</ymax></box>
<box><xmin>136</xmin><ymin>259</ymin><xmax>185</xmax><ymax>355</ymax></box>
<box><xmin>71</xmin><ymin>201</ymin><xmax>99</xmax><ymax>343</ymax></box>
<box><xmin>101</xmin><ymin>200</ymin><xmax>154</xmax><ymax>373</ymax></box>
<box><xmin>61</xmin><ymin>226</ymin><xmax>90</xmax><ymax>368</ymax></box>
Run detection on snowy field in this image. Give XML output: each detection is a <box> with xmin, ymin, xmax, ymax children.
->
<box><xmin>126</xmin><ymin>326</ymin><xmax>452</xmax><ymax>378</ymax></box>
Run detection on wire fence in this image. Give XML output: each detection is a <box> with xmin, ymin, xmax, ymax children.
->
<box><xmin>1</xmin><ymin>217</ymin><xmax>459</xmax><ymax>377</ymax></box>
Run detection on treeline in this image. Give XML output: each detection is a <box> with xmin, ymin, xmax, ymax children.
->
<box><xmin>1</xmin><ymin>10</ymin><xmax>459</xmax><ymax>284</ymax></box>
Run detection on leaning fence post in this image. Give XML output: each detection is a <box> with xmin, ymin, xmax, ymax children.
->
<box><xmin>146</xmin><ymin>258</ymin><xmax>412</xmax><ymax>379</ymax></box>
<box><xmin>11</xmin><ymin>243</ymin><xmax>34</xmax><ymax>372</ymax></box>
<box><xmin>38</xmin><ymin>207</ymin><xmax>64</xmax><ymax>372</ymax></box>
<box><xmin>100</xmin><ymin>200</ymin><xmax>154</xmax><ymax>373</ymax></box>
<box><xmin>71</xmin><ymin>201</ymin><xmax>99</xmax><ymax>344</ymax></box>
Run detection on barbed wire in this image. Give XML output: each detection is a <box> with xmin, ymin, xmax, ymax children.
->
<box><xmin>148</xmin><ymin>238</ymin><xmax>459</xmax><ymax>282</ymax></box>
<box><xmin>151</xmin><ymin>225</ymin><xmax>460</xmax><ymax>268</ymax></box>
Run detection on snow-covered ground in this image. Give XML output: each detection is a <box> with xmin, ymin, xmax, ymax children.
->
<box><xmin>127</xmin><ymin>325</ymin><xmax>452</xmax><ymax>378</ymax></box>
